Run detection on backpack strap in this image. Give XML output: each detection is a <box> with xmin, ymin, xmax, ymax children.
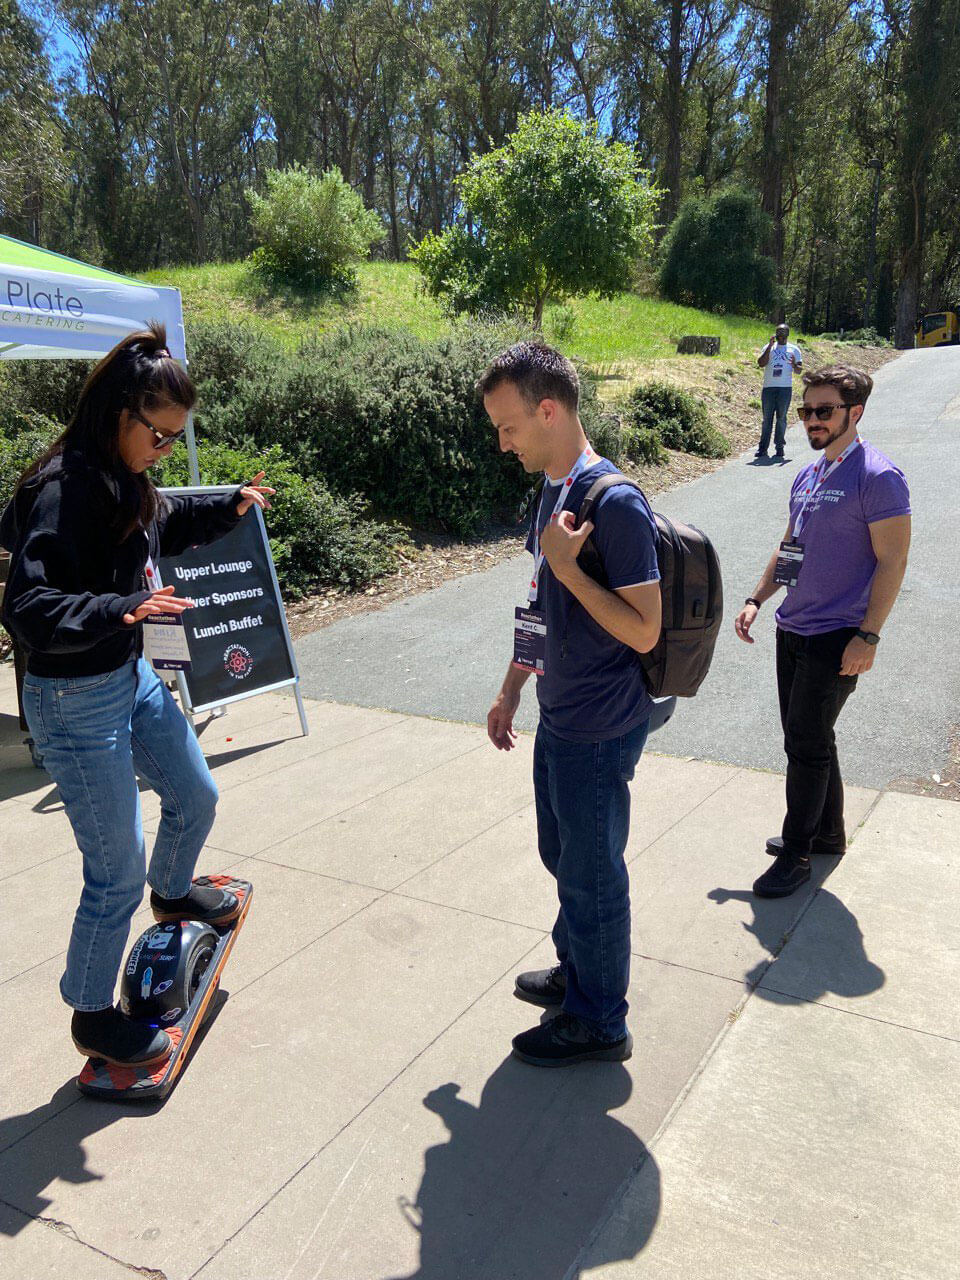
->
<box><xmin>575</xmin><ymin>472</ymin><xmax>644</xmax><ymax>530</ymax></box>
<box><xmin>573</xmin><ymin>472</ymin><xmax>648</xmax><ymax>590</ymax></box>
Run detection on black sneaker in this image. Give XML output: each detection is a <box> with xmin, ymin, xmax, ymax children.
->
<box><xmin>512</xmin><ymin>1012</ymin><xmax>632</xmax><ymax>1067</ymax></box>
<box><xmin>514</xmin><ymin>965</ymin><xmax>567</xmax><ymax>1007</ymax></box>
<box><xmin>774</xmin><ymin>450</ymin><xmax>785</xmax><ymax>460</ymax></box>
<box><xmin>766</xmin><ymin>834</ymin><xmax>845</xmax><ymax>858</ymax></box>
<box><xmin>151</xmin><ymin>882</ymin><xmax>240</xmax><ymax>926</ymax></box>
<box><xmin>753</xmin><ymin>853</ymin><xmax>811</xmax><ymax>898</ymax></box>
<box><xmin>755</xmin><ymin>449</ymin><xmax>768</xmax><ymax>459</ymax></box>
<box><xmin>72</xmin><ymin>1007</ymin><xmax>172</xmax><ymax>1067</ymax></box>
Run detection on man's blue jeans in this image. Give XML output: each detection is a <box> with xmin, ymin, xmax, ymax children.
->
<box><xmin>533</xmin><ymin>717</ymin><xmax>649</xmax><ymax>1041</ymax></box>
<box><xmin>759</xmin><ymin>386</ymin><xmax>792</xmax><ymax>454</ymax></box>
<box><xmin>22</xmin><ymin>658</ymin><xmax>218</xmax><ymax>1011</ymax></box>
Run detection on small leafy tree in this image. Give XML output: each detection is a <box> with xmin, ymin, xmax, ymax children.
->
<box><xmin>659</xmin><ymin>189</ymin><xmax>778</xmax><ymax>316</ymax></box>
<box><xmin>248</xmin><ymin>165</ymin><xmax>383</xmax><ymax>288</ymax></box>
<box><xmin>411</xmin><ymin>110</ymin><xmax>660</xmax><ymax>328</ymax></box>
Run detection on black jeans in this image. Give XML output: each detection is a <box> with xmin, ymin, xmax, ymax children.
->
<box><xmin>776</xmin><ymin>626</ymin><xmax>859</xmax><ymax>858</ymax></box>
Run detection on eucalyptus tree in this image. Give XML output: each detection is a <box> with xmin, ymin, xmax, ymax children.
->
<box><xmin>0</xmin><ymin>0</ymin><xmax>65</xmax><ymax>243</ymax></box>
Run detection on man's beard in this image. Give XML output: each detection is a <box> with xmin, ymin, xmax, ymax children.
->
<box><xmin>808</xmin><ymin>408</ymin><xmax>851</xmax><ymax>451</ymax></box>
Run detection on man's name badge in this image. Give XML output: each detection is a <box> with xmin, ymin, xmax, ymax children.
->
<box><xmin>513</xmin><ymin>607</ymin><xmax>546</xmax><ymax>676</ymax></box>
<box><xmin>143</xmin><ymin>614</ymin><xmax>192</xmax><ymax>671</ymax></box>
<box><xmin>773</xmin><ymin>540</ymin><xmax>804</xmax><ymax>588</ymax></box>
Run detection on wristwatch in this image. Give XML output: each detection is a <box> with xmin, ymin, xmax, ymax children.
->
<box><xmin>745</xmin><ymin>597</ymin><xmax>762</xmax><ymax>609</ymax></box>
<box><xmin>856</xmin><ymin>629</ymin><xmax>880</xmax><ymax>645</ymax></box>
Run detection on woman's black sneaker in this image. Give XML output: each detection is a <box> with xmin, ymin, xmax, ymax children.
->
<box><xmin>72</xmin><ymin>1007</ymin><xmax>172</xmax><ymax>1067</ymax></box>
<box><xmin>514</xmin><ymin>965</ymin><xmax>567</xmax><ymax>1007</ymax></box>
<box><xmin>753</xmin><ymin>853</ymin><xmax>811</xmax><ymax>898</ymax></box>
<box><xmin>512</xmin><ymin>1012</ymin><xmax>632</xmax><ymax>1067</ymax></box>
<box><xmin>151</xmin><ymin>883</ymin><xmax>240</xmax><ymax>926</ymax></box>
<box><xmin>766</xmin><ymin>834</ymin><xmax>845</xmax><ymax>858</ymax></box>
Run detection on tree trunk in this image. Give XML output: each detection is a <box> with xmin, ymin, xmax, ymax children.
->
<box><xmin>761</xmin><ymin>0</ymin><xmax>800</xmax><ymax>308</ymax></box>
<box><xmin>660</xmin><ymin>0</ymin><xmax>685</xmax><ymax>228</ymax></box>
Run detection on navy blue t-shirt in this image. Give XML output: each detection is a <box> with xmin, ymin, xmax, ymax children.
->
<box><xmin>525</xmin><ymin>458</ymin><xmax>660</xmax><ymax>742</ymax></box>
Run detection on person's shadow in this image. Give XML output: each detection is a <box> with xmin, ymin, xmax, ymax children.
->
<box><xmin>747</xmin><ymin>454</ymin><xmax>791</xmax><ymax>467</ymax></box>
<box><xmin>708</xmin><ymin>882</ymin><xmax>884</xmax><ymax>1002</ymax></box>
<box><xmin>387</xmin><ymin>1054</ymin><xmax>659</xmax><ymax>1279</ymax></box>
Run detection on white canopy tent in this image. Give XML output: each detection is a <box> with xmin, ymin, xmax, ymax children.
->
<box><xmin>0</xmin><ymin>234</ymin><xmax>199</xmax><ymax>481</ymax></box>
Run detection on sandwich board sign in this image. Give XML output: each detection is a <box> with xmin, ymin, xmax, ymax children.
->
<box><xmin>154</xmin><ymin>486</ymin><xmax>308</xmax><ymax>735</ymax></box>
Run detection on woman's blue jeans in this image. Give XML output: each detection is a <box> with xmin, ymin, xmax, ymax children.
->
<box><xmin>533</xmin><ymin>718</ymin><xmax>649</xmax><ymax>1041</ymax></box>
<box><xmin>22</xmin><ymin>658</ymin><xmax>218</xmax><ymax>1011</ymax></box>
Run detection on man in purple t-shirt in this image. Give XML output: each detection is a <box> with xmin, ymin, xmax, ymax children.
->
<box><xmin>734</xmin><ymin>364</ymin><xmax>911</xmax><ymax>897</ymax></box>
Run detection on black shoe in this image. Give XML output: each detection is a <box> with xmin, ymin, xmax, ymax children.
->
<box><xmin>774</xmin><ymin>450</ymin><xmax>785</xmax><ymax>459</ymax></box>
<box><xmin>753</xmin><ymin>853</ymin><xmax>811</xmax><ymax>898</ymax></box>
<box><xmin>514</xmin><ymin>965</ymin><xmax>567</xmax><ymax>1007</ymax></box>
<box><xmin>766</xmin><ymin>834</ymin><xmax>845</xmax><ymax>858</ymax></box>
<box><xmin>151</xmin><ymin>882</ymin><xmax>240</xmax><ymax>926</ymax></box>
<box><xmin>72</xmin><ymin>1007</ymin><xmax>172</xmax><ymax>1067</ymax></box>
<box><xmin>755</xmin><ymin>449</ymin><xmax>768</xmax><ymax>459</ymax></box>
<box><xmin>512</xmin><ymin>1012</ymin><xmax>632</xmax><ymax>1067</ymax></box>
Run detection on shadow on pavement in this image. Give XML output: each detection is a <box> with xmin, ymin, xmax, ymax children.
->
<box><xmin>708</xmin><ymin>873</ymin><xmax>884</xmax><ymax>1001</ymax></box>
<box><xmin>746</xmin><ymin>455</ymin><xmax>791</xmax><ymax>467</ymax></box>
<box><xmin>387</xmin><ymin>1055</ymin><xmax>659</xmax><ymax>1279</ymax></box>
<box><xmin>0</xmin><ymin>1082</ymin><xmax>121</xmax><ymax>1231</ymax></box>
<box><xmin>0</xmin><ymin>992</ymin><xmax>230</xmax><ymax>1234</ymax></box>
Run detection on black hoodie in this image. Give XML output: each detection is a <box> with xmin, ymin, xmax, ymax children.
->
<box><xmin>0</xmin><ymin>451</ymin><xmax>244</xmax><ymax>677</ymax></box>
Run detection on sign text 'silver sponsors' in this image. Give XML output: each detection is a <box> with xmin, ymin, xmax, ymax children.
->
<box><xmin>172</xmin><ymin>560</ymin><xmax>266</xmax><ymax>639</ymax></box>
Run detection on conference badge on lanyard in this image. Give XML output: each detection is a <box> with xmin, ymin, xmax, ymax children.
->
<box><xmin>512</xmin><ymin>445</ymin><xmax>598</xmax><ymax>675</ymax></box>
<box><xmin>141</xmin><ymin>557</ymin><xmax>192</xmax><ymax>672</ymax></box>
<box><xmin>775</xmin><ymin>437</ymin><xmax>862</xmax><ymax>589</ymax></box>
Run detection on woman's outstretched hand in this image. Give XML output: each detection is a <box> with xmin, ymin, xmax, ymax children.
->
<box><xmin>237</xmin><ymin>471</ymin><xmax>275</xmax><ymax>516</ymax></box>
<box><xmin>123</xmin><ymin>585</ymin><xmax>195</xmax><ymax>626</ymax></box>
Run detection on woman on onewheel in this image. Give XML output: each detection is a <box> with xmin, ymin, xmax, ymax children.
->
<box><xmin>0</xmin><ymin>324</ymin><xmax>272</xmax><ymax>1068</ymax></box>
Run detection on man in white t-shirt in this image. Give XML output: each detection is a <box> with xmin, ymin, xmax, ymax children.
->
<box><xmin>756</xmin><ymin>324</ymin><xmax>803</xmax><ymax>459</ymax></box>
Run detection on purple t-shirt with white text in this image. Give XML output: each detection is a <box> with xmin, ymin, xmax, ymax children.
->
<box><xmin>775</xmin><ymin>441</ymin><xmax>911</xmax><ymax>636</ymax></box>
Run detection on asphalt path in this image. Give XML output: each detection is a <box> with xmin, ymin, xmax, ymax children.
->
<box><xmin>295</xmin><ymin>347</ymin><xmax>960</xmax><ymax>788</ymax></box>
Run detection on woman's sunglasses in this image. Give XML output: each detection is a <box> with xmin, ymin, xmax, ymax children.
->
<box><xmin>796</xmin><ymin>402</ymin><xmax>851</xmax><ymax>422</ymax></box>
<box><xmin>130</xmin><ymin>408</ymin><xmax>187</xmax><ymax>449</ymax></box>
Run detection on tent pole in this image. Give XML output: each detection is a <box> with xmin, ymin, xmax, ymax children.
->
<box><xmin>178</xmin><ymin>358</ymin><xmax>200</xmax><ymax>484</ymax></box>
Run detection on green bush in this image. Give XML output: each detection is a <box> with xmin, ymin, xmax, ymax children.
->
<box><xmin>248</xmin><ymin>165</ymin><xmax>384</xmax><ymax>289</ymax></box>
<box><xmin>626</xmin><ymin>381</ymin><xmax>729</xmax><ymax>458</ymax></box>
<box><xmin>587</xmin><ymin>412</ymin><xmax>627</xmax><ymax>465</ymax></box>
<box><xmin>659</xmin><ymin>189</ymin><xmax>778</xmax><ymax>316</ymax></box>
<box><xmin>0</xmin><ymin>412</ymin><xmax>61</xmax><ymax>512</ymax></box>
<box><xmin>158</xmin><ymin>443</ymin><xmax>402</xmax><ymax>597</ymax></box>
<box><xmin>817</xmin><ymin>327</ymin><xmax>891</xmax><ymax>347</ymax></box>
<box><xmin>185</xmin><ymin>318</ymin><xmax>593</xmax><ymax>535</ymax></box>
<box><xmin>3</xmin><ymin>360</ymin><xmax>91</xmax><ymax>426</ymax></box>
<box><xmin>623</xmin><ymin>425</ymin><xmax>667</xmax><ymax>466</ymax></box>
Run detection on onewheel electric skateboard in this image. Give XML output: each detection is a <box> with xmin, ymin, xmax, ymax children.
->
<box><xmin>78</xmin><ymin>874</ymin><xmax>252</xmax><ymax>1101</ymax></box>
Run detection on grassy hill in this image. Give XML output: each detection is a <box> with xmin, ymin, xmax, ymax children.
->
<box><xmin>141</xmin><ymin>260</ymin><xmax>775</xmax><ymax>372</ymax></box>
<box><xmin>139</xmin><ymin>260</ymin><xmax>895</xmax><ymax>470</ymax></box>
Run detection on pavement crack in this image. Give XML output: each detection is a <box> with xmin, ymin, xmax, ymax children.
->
<box><xmin>1</xmin><ymin>1200</ymin><xmax>168</xmax><ymax>1278</ymax></box>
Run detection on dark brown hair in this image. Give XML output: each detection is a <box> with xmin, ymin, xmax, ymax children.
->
<box><xmin>476</xmin><ymin>341</ymin><xmax>580</xmax><ymax>412</ymax></box>
<box><xmin>18</xmin><ymin>322</ymin><xmax>195</xmax><ymax>539</ymax></box>
<box><xmin>802</xmin><ymin>364</ymin><xmax>873</xmax><ymax>408</ymax></box>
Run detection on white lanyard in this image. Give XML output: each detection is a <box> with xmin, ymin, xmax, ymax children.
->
<box><xmin>528</xmin><ymin>444</ymin><xmax>597</xmax><ymax>603</ymax></box>
<box><xmin>793</xmin><ymin>436</ymin><xmax>862</xmax><ymax>539</ymax></box>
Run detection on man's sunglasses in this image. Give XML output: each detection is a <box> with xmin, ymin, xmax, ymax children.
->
<box><xmin>796</xmin><ymin>403</ymin><xmax>850</xmax><ymax>422</ymax></box>
<box><xmin>130</xmin><ymin>408</ymin><xmax>187</xmax><ymax>449</ymax></box>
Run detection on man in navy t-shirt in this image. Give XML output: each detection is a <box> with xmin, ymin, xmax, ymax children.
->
<box><xmin>735</xmin><ymin>364</ymin><xmax>911</xmax><ymax>898</ymax></box>
<box><xmin>480</xmin><ymin>341</ymin><xmax>661</xmax><ymax>1067</ymax></box>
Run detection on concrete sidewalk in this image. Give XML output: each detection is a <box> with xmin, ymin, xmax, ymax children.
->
<box><xmin>0</xmin><ymin>669</ymin><xmax>956</xmax><ymax>1278</ymax></box>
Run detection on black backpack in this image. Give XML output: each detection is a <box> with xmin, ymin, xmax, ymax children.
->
<box><xmin>575</xmin><ymin>473</ymin><xmax>723</xmax><ymax>698</ymax></box>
